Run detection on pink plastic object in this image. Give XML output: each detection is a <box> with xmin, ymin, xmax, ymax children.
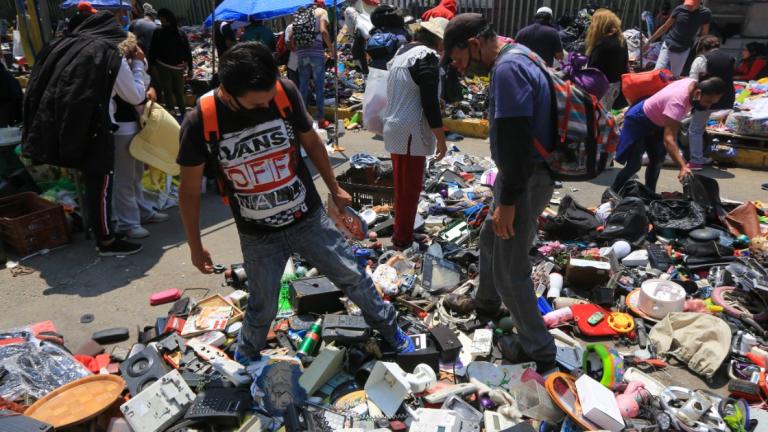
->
<box><xmin>149</xmin><ymin>288</ymin><xmax>181</xmax><ymax>306</ymax></box>
<box><xmin>616</xmin><ymin>381</ymin><xmax>645</xmax><ymax>418</ymax></box>
<box><xmin>543</xmin><ymin>307</ymin><xmax>574</xmax><ymax>328</ymax></box>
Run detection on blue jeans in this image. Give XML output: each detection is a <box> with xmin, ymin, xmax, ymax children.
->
<box><xmin>655</xmin><ymin>42</ymin><xmax>690</xmax><ymax>77</ymax></box>
<box><xmin>237</xmin><ymin>209</ymin><xmax>398</xmax><ymax>357</ymax></box>
<box><xmin>298</xmin><ymin>55</ymin><xmax>326</xmax><ymax>122</ymax></box>
<box><xmin>687</xmin><ymin>108</ymin><xmax>713</xmax><ymax>164</ymax></box>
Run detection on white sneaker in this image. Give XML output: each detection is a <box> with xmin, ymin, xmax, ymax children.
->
<box><xmin>143</xmin><ymin>212</ymin><xmax>169</xmax><ymax>224</ymax></box>
<box><xmin>124</xmin><ymin>226</ymin><xmax>150</xmax><ymax>239</ymax></box>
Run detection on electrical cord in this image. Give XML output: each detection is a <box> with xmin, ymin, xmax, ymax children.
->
<box><xmin>435</xmin><ymin>280</ymin><xmax>477</xmax><ymax>326</ymax></box>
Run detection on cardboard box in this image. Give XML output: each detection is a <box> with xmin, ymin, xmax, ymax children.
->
<box><xmin>566</xmin><ymin>258</ymin><xmax>611</xmax><ymax>287</ymax></box>
<box><xmin>575</xmin><ymin>375</ymin><xmax>624</xmax><ymax>431</ymax></box>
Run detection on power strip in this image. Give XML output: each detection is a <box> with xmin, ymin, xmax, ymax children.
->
<box><xmin>187</xmin><ymin>338</ymin><xmax>230</xmax><ymax>362</ymax></box>
<box><xmin>424</xmin><ymin>383</ymin><xmax>477</xmax><ymax>404</ymax></box>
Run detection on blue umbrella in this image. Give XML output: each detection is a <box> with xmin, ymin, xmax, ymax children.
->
<box><xmin>203</xmin><ymin>0</ymin><xmax>343</xmax><ymax>27</ymax></box>
<box><xmin>60</xmin><ymin>0</ymin><xmax>131</xmax><ymax>10</ymax></box>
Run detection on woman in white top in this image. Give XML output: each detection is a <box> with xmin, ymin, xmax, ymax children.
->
<box><xmin>112</xmin><ymin>33</ymin><xmax>168</xmax><ymax>239</ymax></box>
<box><xmin>383</xmin><ymin>19</ymin><xmax>449</xmax><ymax>249</ymax></box>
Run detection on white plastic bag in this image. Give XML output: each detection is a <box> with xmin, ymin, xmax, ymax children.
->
<box><xmin>362</xmin><ymin>68</ymin><xmax>389</xmax><ymax>135</ymax></box>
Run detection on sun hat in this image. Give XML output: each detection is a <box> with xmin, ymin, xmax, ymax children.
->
<box><xmin>421</xmin><ymin>17</ymin><xmax>450</xmax><ymax>40</ymax></box>
<box><xmin>129</xmin><ymin>102</ymin><xmax>181</xmax><ymax>175</ymax></box>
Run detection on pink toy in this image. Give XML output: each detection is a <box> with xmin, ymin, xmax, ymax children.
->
<box><xmin>615</xmin><ymin>381</ymin><xmax>648</xmax><ymax>418</ymax></box>
<box><xmin>543</xmin><ymin>307</ymin><xmax>574</xmax><ymax>328</ymax></box>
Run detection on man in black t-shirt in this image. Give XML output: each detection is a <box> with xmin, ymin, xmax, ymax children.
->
<box><xmin>178</xmin><ymin>43</ymin><xmax>414</xmax><ymax>363</ymax></box>
<box><xmin>514</xmin><ymin>7</ymin><xmax>563</xmax><ymax>67</ymax></box>
<box><xmin>214</xmin><ymin>20</ymin><xmax>237</xmax><ymax>58</ymax></box>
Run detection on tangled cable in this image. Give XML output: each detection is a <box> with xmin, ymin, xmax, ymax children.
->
<box><xmin>435</xmin><ymin>279</ymin><xmax>478</xmax><ymax>326</ymax></box>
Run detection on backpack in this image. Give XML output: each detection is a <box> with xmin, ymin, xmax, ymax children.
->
<box><xmin>598</xmin><ymin>197</ymin><xmax>649</xmax><ymax>244</ymax></box>
<box><xmin>561</xmin><ymin>52</ymin><xmax>610</xmax><ymax>99</ymax></box>
<box><xmin>543</xmin><ymin>195</ymin><xmax>600</xmax><ymax>241</ymax></box>
<box><xmin>292</xmin><ymin>6</ymin><xmax>318</xmax><ymax>48</ymax></box>
<box><xmin>508</xmin><ymin>46</ymin><xmax>619</xmax><ymax>182</ymax></box>
<box><xmin>366</xmin><ymin>30</ymin><xmax>400</xmax><ymax>60</ymax></box>
<box><xmin>199</xmin><ymin>80</ymin><xmax>294</xmax><ymax>204</ymax></box>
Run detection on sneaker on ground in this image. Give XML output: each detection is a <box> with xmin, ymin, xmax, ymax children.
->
<box><xmin>763</xmin><ymin>183</ymin><xmax>768</xmax><ymax>191</ymax></box>
<box><xmin>475</xmin><ymin>304</ymin><xmax>509</xmax><ymax>324</ymax></box>
<box><xmin>143</xmin><ymin>212</ymin><xmax>169</xmax><ymax>224</ymax></box>
<box><xmin>393</xmin><ymin>328</ymin><xmax>415</xmax><ymax>353</ymax></box>
<box><xmin>122</xmin><ymin>226</ymin><xmax>150</xmax><ymax>239</ymax></box>
<box><xmin>234</xmin><ymin>347</ymin><xmax>261</xmax><ymax>366</ymax></box>
<box><xmin>687</xmin><ymin>162</ymin><xmax>704</xmax><ymax>171</ymax></box>
<box><xmin>97</xmin><ymin>239</ymin><xmax>143</xmax><ymax>257</ymax></box>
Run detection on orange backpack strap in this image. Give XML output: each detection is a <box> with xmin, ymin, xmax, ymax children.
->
<box><xmin>200</xmin><ymin>93</ymin><xmax>219</xmax><ymax>142</ymax></box>
<box><xmin>273</xmin><ymin>80</ymin><xmax>293</xmax><ymax>119</ymax></box>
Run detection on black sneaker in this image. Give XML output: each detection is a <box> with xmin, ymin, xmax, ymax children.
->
<box><xmin>763</xmin><ymin>183</ymin><xmax>768</xmax><ymax>191</ymax></box>
<box><xmin>475</xmin><ymin>305</ymin><xmax>509</xmax><ymax>324</ymax></box>
<box><xmin>97</xmin><ymin>239</ymin><xmax>143</xmax><ymax>257</ymax></box>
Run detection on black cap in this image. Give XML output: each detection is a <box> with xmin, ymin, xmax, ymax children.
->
<box><xmin>443</xmin><ymin>13</ymin><xmax>489</xmax><ymax>54</ymax></box>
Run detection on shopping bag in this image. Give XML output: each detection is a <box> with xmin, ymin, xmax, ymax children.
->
<box><xmin>621</xmin><ymin>69</ymin><xmax>674</xmax><ymax>105</ymax></box>
<box><xmin>362</xmin><ymin>68</ymin><xmax>388</xmax><ymax>135</ymax></box>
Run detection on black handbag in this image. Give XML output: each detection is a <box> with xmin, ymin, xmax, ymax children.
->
<box><xmin>649</xmin><ymin>199</ymin><xmax>706</xmax><ymax>231</ymax></box>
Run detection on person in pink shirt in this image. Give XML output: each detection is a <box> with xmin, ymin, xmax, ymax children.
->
<box><xmin>611</xmin><ymin>76</ymin><xmax>726</xmax><ymax>193</ymax></box>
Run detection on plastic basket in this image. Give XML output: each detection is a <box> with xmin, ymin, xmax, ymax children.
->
<box><xmin>0</xmin><ymin>192</ymin><xmax>70</xmax><ymax>256</ymax></box>
<box><xmin>336</xmin><ymin>175</ymin><xmax>394</xmax><ymax>210</ymax></box>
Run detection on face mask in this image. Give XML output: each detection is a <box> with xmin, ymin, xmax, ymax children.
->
<box><xmin>230</xmin><ymin>92</ymin><xmax>267</xmax><ymax>116</ymax></box>
<box><xmin>464</xmin><ymin>47</ymin><xmax>490</xmax><ymax>77</ymax></box>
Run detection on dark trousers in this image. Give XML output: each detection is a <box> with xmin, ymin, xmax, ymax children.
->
<box><xmin>156</xmin><ymin>63</ymin><xmax>186</xmax><ymax>112</ymax></box>
<box><xmin>475</xmin><ymin>168</ymin><xmax>556</xmax><ymax>363</ymax></box>
<box><xmin>611</xmin><ymin>137</ymin><xmax>666</xmax><ymax>193</ymax></box>
<box><xmin>392</xmin><ymin>152</ymin><xmax>426</xmax><ymax>248</ymax></box>
<box><xmin>82</xmin><ymin>170</ymin><xmax>114</xmax><ymax>243</ymax></box>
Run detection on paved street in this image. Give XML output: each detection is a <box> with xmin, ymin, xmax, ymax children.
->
<box><xmin>3</xmin><ymin>129</ymin><xmax>767</xmax><ymax>395</ymax></box>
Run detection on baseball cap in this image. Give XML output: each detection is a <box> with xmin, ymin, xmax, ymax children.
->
<box><xmin>443</xmin><ymin>13</ymin><xmax>489</xmax><ymax>54</ymax></box>
<box><xmin>77</xmin><ymin>1</ymin><xmax>97</xmax><ymax>14</ymax></box>
<box><xmin>536</xmin><ymin>6</ymin><xmax>553</xmax><ymax>16</ymax></box>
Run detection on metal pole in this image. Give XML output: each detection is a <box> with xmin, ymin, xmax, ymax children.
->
<box><xmin>638</xmin><ymin>0</ymin><xmax>643</xmax><ymax>70</ymax></box>
<box><xmin>211</xmin><ymin>0</ymin><xmax>216</xmax><ymax>74</ymax></box>
<box><xmin>332</xmin><ymin>0</ymin><xmax>342</xmax><ymax>151</ymax></box>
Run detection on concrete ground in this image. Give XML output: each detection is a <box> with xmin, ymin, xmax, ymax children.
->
<box><xmin>2</xmin><ymin>130</ymin><xmax>767</xmax><ymax>397</ymax></box>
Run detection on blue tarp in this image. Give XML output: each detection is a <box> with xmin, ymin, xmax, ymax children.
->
<box><xmin>203</xmin><ymin>0</ymin><xmax>341</xmax><ymax>27</ymax></box>
<box><xmin>60</xmin><ymin>0</ymin><xmax>131</xmax><ymax>10</ymax></box>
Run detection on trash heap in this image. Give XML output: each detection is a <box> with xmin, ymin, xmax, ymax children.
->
<box><xmin>2</xmin><ymin>151</ymin><xmax>768</xmax><ymax>432</ymax></box>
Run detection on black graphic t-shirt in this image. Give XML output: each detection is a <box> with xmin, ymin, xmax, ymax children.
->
<box><xmin>178</xmin><ymin>78</ymin><xmax>320</xmax><ymax>235</ymax></box>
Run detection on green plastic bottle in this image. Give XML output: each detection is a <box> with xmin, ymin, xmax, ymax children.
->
<box><xmin>297</xmin><ymin>318</ymin><xmax>323</xmax><ymax>357</ymax></box>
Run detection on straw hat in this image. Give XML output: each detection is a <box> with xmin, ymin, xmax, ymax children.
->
<box><xmin>421</xmin><ymin>17</ymin><xmax>449</xmax><ymax>40</ymax></box>
<box><xmin>130</xmin><ymin>102</ymin><xmax>181</xmax><ymax>175</ymax></box>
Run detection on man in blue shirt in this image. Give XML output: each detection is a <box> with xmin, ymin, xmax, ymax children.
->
<box><xmin>444</xmin><ymin>14</ymin><xmax>557</xmax><ymax>374</ymax></box>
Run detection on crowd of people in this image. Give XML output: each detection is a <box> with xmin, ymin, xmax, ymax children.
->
<box><xmin>10</xmin><ymin>0</ymin><xmax>767</xmax><ymax>375</ymax></box>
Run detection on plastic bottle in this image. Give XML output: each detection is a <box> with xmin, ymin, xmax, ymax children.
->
<box><xmin>547</xmin><ymin>273</ymin><xmax>564</xmax><ymax>298</ymax></box>
<box><xmin>297</xmin><ymin>318</ymin><xmax>323</xmax><ymax>357</ymax></box>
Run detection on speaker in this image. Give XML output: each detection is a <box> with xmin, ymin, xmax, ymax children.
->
<box><xmin>119</xmin><ymin>346</ymin><xmax>169</xmax><ymax>396</ymax></box>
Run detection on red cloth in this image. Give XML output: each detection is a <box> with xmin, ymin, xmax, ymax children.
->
<box><xmin>75</xmin><ymin>353</ymin><xmax>111</xmax><ymax>373</ymax></box>
<box><xmin>392</xmin><ymin>152</ymin><xmax>426</xmax><ymax>248</ymax></box>
<box><xmin>421</xmin><ymin>0</ymin><xmax>457</xmax><ymax>21</ymax></box>
<box><xmin>735</xmin><ymin>57</ymin><xmax>767</xmax><ymax>81</ymax></box>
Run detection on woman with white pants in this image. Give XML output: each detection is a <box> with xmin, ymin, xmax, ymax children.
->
<box><xmin>648</xmin><ymin>0</ymin><xmax>711</xmax><ymax>77</ymax></box>
<box><xmin>111</xmin><ymin>33</ymin><xmax>168</xmax><ymax>239</ymax></box>
<box><xmin>687</xmin><ymin>35</ymin><xmax>734</xmax><ymax>170</ymax></box>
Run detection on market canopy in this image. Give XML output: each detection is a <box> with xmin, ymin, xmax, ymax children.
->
<box><xmin>204</xmin><ymin>0</ymin><xmax>312</xmax><ymax>26</ymax></box>
<box><xmin>60</xmin><ymin>0</ymin><xmax>131</xmax><ymax>9</ymax></box>
<box><xmin>203</xmin><ymin>0</ymin><xmax>342</xmax><ymax>27</ymax></box>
